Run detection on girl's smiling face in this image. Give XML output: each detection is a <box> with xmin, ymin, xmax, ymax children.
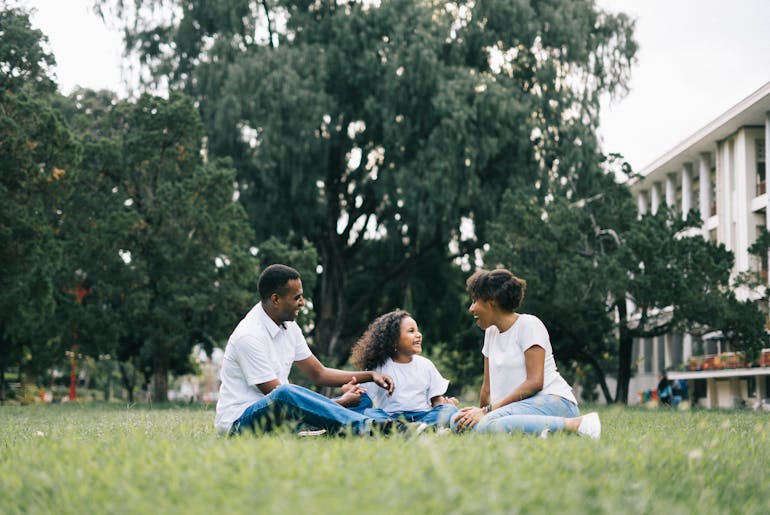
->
<box><xmin>394</xmin><ymin>316</ymin><xmax>422</xmax><ymax>361</ymax></box>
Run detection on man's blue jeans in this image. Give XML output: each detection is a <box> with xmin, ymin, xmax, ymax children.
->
<box><xmin>230</xmin><ymin>384</ymin><xmax>377</xmax><ymax>435</ymax></box>
<box><xmin>450</xmin><ymin>393</ymin><xmax>579</xmax><ymax>435</ymax></box>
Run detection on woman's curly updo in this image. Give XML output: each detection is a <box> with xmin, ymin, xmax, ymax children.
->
<box><xmin>350</xmin><ymin>310</ymin><xmax>411</xmax><ymax>370</ymax></box>
<box><xmin>466</xmin><ymin>268</ymin><xmax>527</xmax><ymax>312</ymax></box>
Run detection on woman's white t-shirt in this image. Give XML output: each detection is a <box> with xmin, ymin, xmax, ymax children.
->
<box><xmin>362</xmin><ymin>355</ymin><xmax>449</xmax><ymax>413</ymax></box>
<box><xmin>482</xmin><ymin>314</ymin><xmax>576</xmax><ymax>405</ymax></box>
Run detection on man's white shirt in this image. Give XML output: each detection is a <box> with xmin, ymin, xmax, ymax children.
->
<box><xmin>214</xmin><ymin>302</ymin><xmax>311</xmax><ymax>434</ymax></box>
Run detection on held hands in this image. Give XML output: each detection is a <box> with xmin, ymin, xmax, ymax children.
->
<box><xmin>454</xmin><ymin>406</ymin><xmax>486</xmax><ymax>432</ymax></box>
<box><xmin>336</xmin><ymin>377</ymin><xmax>366</xmax><ymax>407</ymax></box>
<box><xmin>371</xmin><ymin>371</ymin><xmax>395</xmax><ymax>396</ymax></box>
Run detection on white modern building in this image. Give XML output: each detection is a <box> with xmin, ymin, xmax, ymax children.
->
<box><xmin>623</xmin><ymin>81</ymin><xmax>770</xmax><ymax>408</ymax></box>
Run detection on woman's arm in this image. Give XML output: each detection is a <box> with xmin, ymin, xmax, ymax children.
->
<box><xmin>488</xmin><ymin>345</ymin><xmax>545</xmax><ymax>411</ymax></box>
<box><xmin>454</xmin><ymin>358</ymin><xmax>491</xmax><ymax>431</ymax></box>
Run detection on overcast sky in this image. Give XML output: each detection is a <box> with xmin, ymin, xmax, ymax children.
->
<box><xmin>26</xmin><ymin>0</ymin><xmax>770</xmax><ymax>172</ymax></box>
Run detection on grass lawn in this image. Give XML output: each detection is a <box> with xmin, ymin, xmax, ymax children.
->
<box><xmin>1</xmin><ymin>403</ymin><xmax>769</xmax><ymax>514</ymax></box>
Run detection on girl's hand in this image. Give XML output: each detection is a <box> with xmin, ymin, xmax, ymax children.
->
<box><xmin>336</xmin><ymin>389</ymin><xmax>363</xmax><ymax>407</ymax></box>
<box><xmin>341</xmin><ymin>377</ymin><xmax>365</xmax><ymax>394</ymax></box>
<box><xmin>433</xmin><ymin>395</ymin><xmax>459</xmax><ymax>406</ymax></box>
<box><xmin>454</xmin><ymin>406</ymin><xmax>486</xmax><ymax>432</ymax></box>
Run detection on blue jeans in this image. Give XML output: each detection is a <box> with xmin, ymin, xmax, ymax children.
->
<box><xmin>451</xmin><ymin>393</ymin><xmax>579</xmax><ymax>435</ymax></box>
<box><xmin>230</xmin><ymin>384</ymin><xmax>376</xmax><ymax>435</ymax></box>
<box><xmin>349</xmin><ymin>394</ymin><xmax>458</xmax><ymax>427</ymax></box>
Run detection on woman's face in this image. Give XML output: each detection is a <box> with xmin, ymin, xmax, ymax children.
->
<box><xmin>395</xmin><ymin>316</ymin><xmax>423</xmax><ymax>358</ymax></box>
<box><xmin>469</xmin><ymin>297</ymin><xmax>496</xmax><ymax>330</ymax></box>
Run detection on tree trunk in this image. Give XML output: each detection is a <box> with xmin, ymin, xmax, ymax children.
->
<box><xmin>152</xmin><ymin>355</ymin><xmax>169</xmax><ymax>402</ymax></box>
<box><xmin>582</xmin><ymin>354</ymin><xmax>614</xmax><ymax>404</ymax></box>
<box><xmin>0</xmin><ymin>363</ymin><xmax>5</xmax><ymax>404</ymax></box>
<box><xmin>615</xmin><ymin>298</ymin><xmax>633</xmax><ymax>404</ymax></box>
<box><xmin>314</xmin><ymin>239</ymin><xmax>347</xmax><ymax>365</ymax></box>
<box><xmin>119</xmin><ymin>361</ymin><xmax>135</xmax><ymax>403</ymax></box>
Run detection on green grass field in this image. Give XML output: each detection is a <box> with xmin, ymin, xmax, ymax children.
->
<box><xmin>1</xmin><ymin>403</ymin><xmax>769</xmax><ymax>514</ymax></box>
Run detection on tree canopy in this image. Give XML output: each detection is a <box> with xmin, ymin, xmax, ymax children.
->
<box><xmin>99</xmin><ymin>0</ymin><xmax>638</xmax><ymax>364</ymax></box>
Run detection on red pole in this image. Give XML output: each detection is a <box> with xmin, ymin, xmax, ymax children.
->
<box><xmin>64</xmin><ymin>285</ymin><xmax>89</xmax><ymax>402</ymax></box>
<box><xmin>69</xmin><ymin>324</ymin><xmax>78</xmax><ymax>401</ymax></box>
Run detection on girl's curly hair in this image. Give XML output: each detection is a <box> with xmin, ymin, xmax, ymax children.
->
<box><xmin>350</xmin><ymin>310</ymin><xmax>411</xmax><ymax>370</ymax></box>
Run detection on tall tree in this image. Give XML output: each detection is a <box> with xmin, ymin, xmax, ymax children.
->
<box><xmin>99</xmin><ymin>0</ymin><xmax>636</xmax><ymax>363</ymax></box>
<box><xmin>0</xmin><ymin>6</ymin><xmax>79</xmax><ymax>399</ymax></box>
<box><xmin>55</xmin><ymin>92</ymin><xmax>258</xmax><ymax>401</ymax></box>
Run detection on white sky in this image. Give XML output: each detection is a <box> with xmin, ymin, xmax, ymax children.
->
<box><xmin>25</xmin><ymin>0</ymin><xmax>770</xmax><ymax>172</ymax></box>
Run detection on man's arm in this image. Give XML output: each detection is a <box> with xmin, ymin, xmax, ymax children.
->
<box><xmin>256</xmin><ymin>379</ymin><xmax>281</xmax><ymax>395</ymax></box>
<box><xmin>294</xmin><ymin>354</ymin><xmax>394</xmax><ymax>394</ymax></box>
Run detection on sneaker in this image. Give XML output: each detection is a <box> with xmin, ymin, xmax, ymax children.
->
<box><xmin>577</xmin><ymin>412</ymin><xmax>601</xmax><ymax>440</ymax></box>
<box><xmin>539</xmin><ymin>428</ymin><xmax>551</xmax><ymax>439</ymax></box>
<box><xmin>415</xmin><ymin>422</ymin><xmax>430</xmax><ymax>436</ymax></box>
<box><xmin>297</xmin><ymin>428</ymin><xmax>327</xmax><ymax>437</ymax></box>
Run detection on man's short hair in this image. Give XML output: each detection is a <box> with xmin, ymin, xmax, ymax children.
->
<box><xmin>258</xmin><ymin>264</ymin><xmax>301</xmax><ymax>300</ymax></box>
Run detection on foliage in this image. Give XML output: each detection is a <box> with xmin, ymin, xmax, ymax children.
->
<box><xmin>0</xmin><ymin>6</ymin><xmax>79</xmax><ymax>394</ymax></box>
<box><xmin>50</xmin><ymin>92</ymin><xmax>259</xmax><ymax>401</ymax></box>
<box><xmin>97</xmin><ymin>0</ymin><xmax>638</xmax><ymax>366</ymax></box>
<box><xmin>3</xmin><ymin>404</ymin><xmax>770</xmax><ymax>514</ymax></box>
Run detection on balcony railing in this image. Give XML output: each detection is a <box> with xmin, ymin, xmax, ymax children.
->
<box><xmin>686</xmin><ymin>350</ymin><xmax>770</xmax><ymax>371</ymax></box>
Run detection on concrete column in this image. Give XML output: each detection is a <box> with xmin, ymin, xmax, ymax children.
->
<box><xmin>734</xmin><ymin>130</ymin><xmax>749</xmax><ymax>271</ymax></box>
<box><xmin>650</xmin><ymin>182</ymin><xmax>661</xmax><ymax>214</ymax></box>
<box><xmin>637</xmin><ymin>191</ymin><xmax>648</xmax><ymax>216</ymax></box>
<box><xmin>699</xmin><ymin>152</ymin><xmax>712</xmax><ymax>223</ymax></box>
<box><xmin>683</xmin><ymin>333</ymin><xmax>693</xmax><ymax>365</ymax></box>
<box><xmin>718</xmin><ymin>140</ymin><xmax>732</xmax><ymax>249</ymax></box>
<box><xmin>765</xmin><ymin>112</ymin><xmax>770</xmax><ymax>286</ymax></box>
<box><xmin>681</xmin><ymin>163</ymin><xmax>693</xmax><ymax>218</ymax></box>
<box><xmin>665</xmin><ymin>172</ymin><xmax>677</xmax><ymax>209</ymax></box>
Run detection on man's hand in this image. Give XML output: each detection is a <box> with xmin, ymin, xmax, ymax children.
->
<box><xmin>454</xmin><ymin>406</ymin><xmax>486</xmax><ymax>432</ymax></box>
<box><xmin>370</xmin><ymin>372</ymin><xmax>395</xmax><ymax>396</ymax></box>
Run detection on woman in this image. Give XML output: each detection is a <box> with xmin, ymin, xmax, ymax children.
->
<box><xmin>452</xmin><ymin>268</ymin><xmax>600</xmax><ymax>439</ymax></box>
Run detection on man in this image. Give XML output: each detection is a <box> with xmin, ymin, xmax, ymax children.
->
<box><xmin>215</xmin><ymin>264</ymin><xmax>395</xmax><ymax>436</ymax></box>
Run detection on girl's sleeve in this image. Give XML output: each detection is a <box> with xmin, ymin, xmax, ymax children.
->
<box><xmin>426</xmin><ymin>359</ymin><xmax>450</xmax><ymax>399</ymax></box>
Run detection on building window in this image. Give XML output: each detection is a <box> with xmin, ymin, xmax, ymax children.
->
<box><xmin>756</xmin><ymin>139</ymin><xmax>766</xmax><ymax>196</ymax></box>
<box><xmin>710</xmin><ymin>166</ymin><xmax>717</xmax><ymax>216</ymax></box>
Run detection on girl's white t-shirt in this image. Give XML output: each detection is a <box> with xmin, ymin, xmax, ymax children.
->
<box><xmin>362</xmin><ymin>355</ymin><xmax>449</xmax><ymax>413</ymax></box>
<box><xmin>482</xmin><ymin>314</ymin><xmax>577</xmax><ymax>405</ymax></box>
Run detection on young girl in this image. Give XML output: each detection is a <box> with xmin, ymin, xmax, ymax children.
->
<box><xmin>349</xmin><ymin>310</ymin><xmax>458</xmax><ymax>428</ymax></box>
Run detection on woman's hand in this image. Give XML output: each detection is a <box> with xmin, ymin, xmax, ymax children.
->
<box><xmin>432</xmin><ymin>395</ymin><xmax>459</xmax><ymax>406</ymax></box>
<box><xmin>454</xmin><ymin>406</ymin><xmax>487</xmax><ymax>432</ymax></box>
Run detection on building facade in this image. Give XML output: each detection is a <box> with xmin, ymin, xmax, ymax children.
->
<box><xmin>622</xmin><ymin>81</ymin><xmax>770</xmax><ymax>408</ymax></box>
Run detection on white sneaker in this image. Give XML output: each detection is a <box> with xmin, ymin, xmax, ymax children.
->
<box><xmin>415</xmin><ymin>423</ymin><xmax>430</xmax><ymax>436</ymax></box>
<box><xmin>539</xmin><ymin>428</ymin><xmax>551</xmax><ymax>439</ymax></box>
<box><xmin>577</xmin><ymin>412</ymin><xmax>601</xmax><ymax>440</ymax></box>
<box><xmin>297</xmin><ymin>428</ymin><xmax>327</xmax><ymax>437</ymax></box>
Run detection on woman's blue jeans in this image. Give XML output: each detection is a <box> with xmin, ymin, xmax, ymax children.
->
<box><xmin>229</xmin><ymin>384</ymin><xmax>377</xmax><ymax>435</ymax></box>
<box><xmin>451</xmin><ymin>393</ymin><xmax>579</xmax><ymax>435</ymax></box>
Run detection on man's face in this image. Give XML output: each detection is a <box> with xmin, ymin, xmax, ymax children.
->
<box><xmin>273</xmin><ymin>278</ymin><xmax>305</xmax><ymax>323</ymax></box>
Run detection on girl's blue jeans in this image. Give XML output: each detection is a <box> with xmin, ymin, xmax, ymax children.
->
<box><xmin>450</xmin><ymin>393</ymin><xmax>579</xmax><ymax>435</ymax></box>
